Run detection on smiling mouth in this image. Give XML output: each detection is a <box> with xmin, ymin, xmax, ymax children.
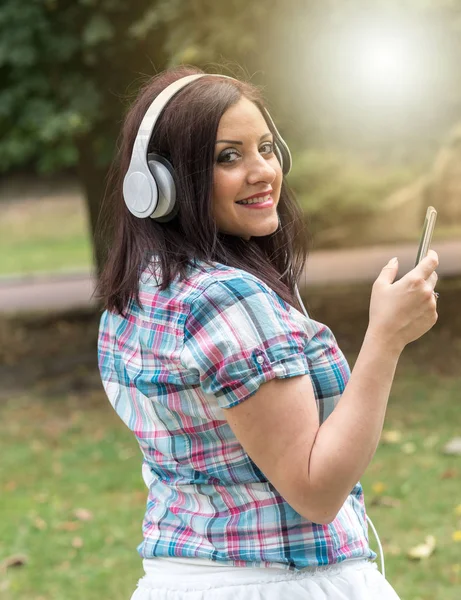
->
<box><xmin>236</xmin><ymin>194</ymin><xmax>272</xmax><ymax>205</ymax></box>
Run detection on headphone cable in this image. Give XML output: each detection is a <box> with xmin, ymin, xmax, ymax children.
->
<box><xmin>294</xmin><ymin>283</ymin><xmax>386</xmax><ymax>579</ymax></box>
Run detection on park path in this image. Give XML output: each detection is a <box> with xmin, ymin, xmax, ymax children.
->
<box><xmin>0</xmin><ymin>239</ymin><xmax>459</xmax><ymax>314</ymax></box>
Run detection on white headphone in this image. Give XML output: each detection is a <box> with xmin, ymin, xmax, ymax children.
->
<box><xmin>122</xmin><ymin>72</ymin><xmax>387</xmax><ymax>579</ymax></box>
<box><xmin>122</xmin><ymin>74</ymin><xmax>292</xmax><ymax>220</ymax></box>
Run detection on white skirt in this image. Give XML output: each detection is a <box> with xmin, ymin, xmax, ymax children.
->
<box><xmin>131</xmin><ymin>556</ymin><xmax>401</xmax><ymax>599</ymax></box>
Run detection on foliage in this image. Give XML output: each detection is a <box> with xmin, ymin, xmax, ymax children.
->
<box><xmin>0</xmin><ymin>0</ymin><xmax>276</xmax><ymax>175</ymax></box>
<box><xmin>0</xmin><ymin>0</ymin><xmax>163</xmax><ymax>173</ymax></box>
<box><xmin>3</xmin><ymin>0</ymin><xmax>461</xmax><ymax>272</ymax></box>
<box><xmin>2</xmin><ymin>0</ymin><xmax>461</xmax><ymax>175</ymax></box>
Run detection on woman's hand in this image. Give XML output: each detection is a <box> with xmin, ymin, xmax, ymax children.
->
<box><xmin>367</xmin><ymin>249</ymin><xmax>439</xmax><ymax>353</ymax></box>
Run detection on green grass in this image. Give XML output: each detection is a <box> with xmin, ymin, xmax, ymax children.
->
<box><xmin>1</xmin><ymin>193</ymin><xmax>461</xmax><ymax>278</ymax></box>
<box><xmin>0</xmin><ymin>393</ymin><xmax>146</xmax><ymax>600</ymax></box>
<box><xmin>0</xmin><ymin>198</ymin><xmax>93</xmax><ymax>277</ymax></box>
<box><xmin>361</xmin><ymin>370</ymin><xmax>461</xmax><ymax>599</ymax></box>
<box><xmin>1</xmin><ymin>369</ymin><xmax>461</xmax><ymax>599</ymax></box>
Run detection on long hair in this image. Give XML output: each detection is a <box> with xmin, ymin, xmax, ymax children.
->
<box><xmin>96</xmin><ymin>65</ymin><xmax>311</xmax><ymax>315</ymax></box>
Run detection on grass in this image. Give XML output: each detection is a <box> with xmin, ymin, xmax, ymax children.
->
<box><xmin>0</xmin><ymin>200</ymin><xmax>460</xmax><ymax>598</ymax></box>
<box><xmin>0</xmin><ymin>392</ymin><xmax>146</xmax><ymax>600</ymax></box>
<box><xmin>1</xmin><ymin>191</ymin><xmax>461</xmax><ymax>278</ymax></box>
<box><xmin>361</xmin><ymin>370</ymin><xmax>461</xmax><ymax>599</ymax></box>
<box><xmin>1</xmin><ymin>274</ymin><xmax>461</xmax><ymax>599</ymax></box>
<box><xmin>1</xmin><ymin>368</ymin><xmax>461</xmax><ymax>599</ymax></box>
<box><xmin>0</xmin><ymin>197</ymin><xmax>93</xmax><ymax>277</ymax></box>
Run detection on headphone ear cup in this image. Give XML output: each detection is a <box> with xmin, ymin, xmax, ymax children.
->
<box><xmin>274</xmin><ymin>143</ymin><xmax>284</xmax><ymax>173</ymax></box>
<box><xmin>275</xmin><ymin>141</ymin><xmax>291</xmax><ymax>176</ymax></box>
<box><xmin>147</xmin><ymin>153</ymin><xmax>177</xmax><ymax>220</ymax></box>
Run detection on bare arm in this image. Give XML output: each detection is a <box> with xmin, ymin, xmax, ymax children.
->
<box><xmin>304</xmin><ymin>329</ymin><xmax>401</xmax><ymax>522</ymax></box>
<box><xmin>224</xmin><ymin>252</ymin><xmax>439</xmax><ymax>524</ymax></box>
<box><xmin>225</xmin><ymin>333</ymin><xmax>401</xmax><ymax>525</ymax></box>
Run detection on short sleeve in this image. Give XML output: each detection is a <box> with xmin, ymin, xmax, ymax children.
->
<box><xmin>179</xmin><ymin>276</ymin><xmax>311</xmax><ymax>409</ymax></box>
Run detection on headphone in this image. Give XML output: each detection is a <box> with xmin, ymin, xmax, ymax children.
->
<box><xmin>122</xmin><ymin>74</ymin><xmax>388</xmax><ymax>578</ymax></box>
<box><xmin>123</xmin><ymin>74</ymin><xmax>292</xmax><ymax>220</ymax></box>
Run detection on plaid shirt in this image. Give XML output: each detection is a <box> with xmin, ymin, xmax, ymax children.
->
<box><xmin>97</xmin><ymin>259</ymin><xmax>376</xmax><ymax>571</ymax></box>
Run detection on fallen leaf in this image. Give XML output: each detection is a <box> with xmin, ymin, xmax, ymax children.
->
<box><xmin>407</xmin><ymin>535</ymin><xmax>436</xmax><ymax>560</ymax></box>
<box><xmin>442</xmin><ymin>438</ymin><xmax>461</xmax><ymax>456</ymax></box>
<box><xmin>369</xmin><ymin>496</ymin><xmax>401</xmax><ymax>509</ymax></box>
<box><xmin>56</xmin><ymin>521</ymin><xmax>80</xmax><ymax>532</ymax></box>
<box><xmin>34</xmin><ymin>492</ymin><xmax>49</xmax><ymax>504</ymax></box>
<box><xmin>401</xmin><ymin>442</ymin><xmax>417</xmax><ymax>455</ymax></box>
<box><xmin>56</xmin><ymin>561</ymin><xmax>71</xmax><ymax>572</ymax></box>
<box><xmin>452</xmin><ymin>531</ymin><xmax>461</xmax><ymax>542</ymax></box>
<box><xmin>441</xmin><ymin>469</ymin><xmax>458</xmax><ymax>480</ymax></box>
<box><xmin>381</xmin><ymin>430</ymin><xmax>402</xmax><ymax>444</ymax></box>
<box><xmin>423</xmin><ymin>434</ymin><xmax>439</xmax><ymax>449</ymax></box>
<box><xmin>34</xmin><ymin>517</ymin><xmax>47</xmax><ymax>531</ymax></box>
<box><xmin>72</xmin><ymin>537</ymin><xmax>84</xmax><ymax>549</ymax></box>
<box><xmin>5</xmin><ymin>481</ymin><xmax>17</xmax><ymax>492</ymax></box>
<box><xmin>0</xmin><ymin>554</ymin><xmax>28</xmax><ymax>571</ymax></box>
<box><xmin>385</xmin><ymin>544</ymin><xmax>402</xmax><ymax>556</ymax></box>
<box><xmin>372</xmin><ymin>482</ymin><xmax>386</xmax><ymax>495</ymax></box>
<box><xmin>118</xmin><ymin>447</ymin><xmax>136</xmax><ymax>460</ymax></box>
<box><xmin>74</xmin><ymin>508</ymin><xmax>93</xmax><ymax>522</ymax></box>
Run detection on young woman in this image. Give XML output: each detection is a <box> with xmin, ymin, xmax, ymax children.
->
<box><xmin>97</xmin><ymin>65</ymin><xmax>439</xmax><ymax>599</ymax></box>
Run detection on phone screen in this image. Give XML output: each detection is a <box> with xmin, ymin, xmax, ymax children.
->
<box><xmin>415</xmin><ymin>206</ymin><xmax>437</xmax><ymax>267</ymax></box>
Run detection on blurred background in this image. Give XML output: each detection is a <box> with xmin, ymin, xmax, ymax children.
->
<box><xmin>1</xmin><ymin>1</ymin><xmax>460</xmax><ymax>599</ymax></box>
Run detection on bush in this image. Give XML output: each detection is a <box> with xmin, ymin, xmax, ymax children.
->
<box><xmin>288</xmin><ymin>149</ymin><xmax>421</xmax><ymax>246</ymax></box>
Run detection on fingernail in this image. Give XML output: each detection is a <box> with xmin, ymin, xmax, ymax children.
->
<box><xmin>388</xmin><ymin>257</ymin><xmax>398</xmax><ymax>265</ymax></box>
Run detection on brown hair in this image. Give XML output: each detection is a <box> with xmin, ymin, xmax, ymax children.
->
<box><xmin>96</xmin><ymin>65</ymin><xmax>311</xmax><ymax>315</ymax></box>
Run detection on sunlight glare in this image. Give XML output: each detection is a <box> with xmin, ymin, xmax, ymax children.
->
<box><xmin>352</xmin><ymin>30</ymin><xmax>421</xmax><ymax>97</ymax></box>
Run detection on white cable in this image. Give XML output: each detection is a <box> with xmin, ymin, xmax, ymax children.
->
<box><xmin>366</xmin><ymin>514</ymin><xmax>386</xmax><ymax>578</ymax></box>
<box><xmin>294</xmin><ymin>284</ymin><xmax>386</xmax><ymax>579</ymax></box>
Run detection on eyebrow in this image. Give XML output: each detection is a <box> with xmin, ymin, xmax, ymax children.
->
<box><xmin>215</xmin><ymin>132</ymin><xmax>272</xmax><ymax>145</ymax></box>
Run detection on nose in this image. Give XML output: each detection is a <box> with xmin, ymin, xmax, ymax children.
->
<box><xmin>246</xmin><ymin>152</ymin><xmax>278</xmax><ymax>185</ymax></box>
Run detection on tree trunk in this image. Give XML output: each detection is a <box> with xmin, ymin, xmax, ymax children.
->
<box><xmin>76</xmin><ymin>134</ymin><xmax>114</xmax><ymax>279</ymax></box>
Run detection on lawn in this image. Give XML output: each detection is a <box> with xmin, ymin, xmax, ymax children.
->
<box><xmin>1</xmin><ymin>190</ymin><xmax>461</xmax><ymax>278</ymax></box>
<box><xmin>0</xmin><ymin>196</ymin><xmax>93</xmax><ymax>278</ymax></box>
<box><xmin>1</xmin><ymin>370</ymin><xmax>460</xmax><ymax>599</ymax></box>
<box><xmin>1</xmin><ymin>274</ymin><xmax>460</xmax><ymax>599</ymax></box>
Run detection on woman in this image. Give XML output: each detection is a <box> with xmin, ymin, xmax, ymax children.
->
<box><xmin>97</xmin><ymin>65</ymin><xmax>439</xmax><ymax>599</ymax></box>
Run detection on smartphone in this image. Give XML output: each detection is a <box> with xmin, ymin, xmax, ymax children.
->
<box><xmin>415</xmin><ymin>206</ymin><xmax>437</xmax><ymax>266</ymax></box>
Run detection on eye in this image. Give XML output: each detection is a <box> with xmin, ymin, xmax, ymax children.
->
<box><xmin>217</xmin><ymin>148</ymin><xmax>240</xmax><ymax>164</ymax></box>
<box><xmin>260</xmin><ymin>142</ymin><xmax>274</xmax><ymax>155</ymax></box>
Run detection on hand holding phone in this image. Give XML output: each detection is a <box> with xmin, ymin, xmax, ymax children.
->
<box><xmin>368</xmin><ymin>206</ymin><xmax>439</xmax><ymax>352</ymax></box>
<box><xmin>415</xmin><ymin>206</ymin><xmax>437</xmax><ymax>267</ymax></box>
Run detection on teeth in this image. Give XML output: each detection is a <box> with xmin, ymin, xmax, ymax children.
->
<box><xmin>237</xmin><ymin>194</ymin><xmax>271</xmax><ymax>205</ymax></box>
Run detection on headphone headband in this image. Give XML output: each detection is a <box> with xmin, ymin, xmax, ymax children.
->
<box><xmin>123</xmin><ymin>73</ymin><xmax>292</xmax><ymax>219</ymax></box>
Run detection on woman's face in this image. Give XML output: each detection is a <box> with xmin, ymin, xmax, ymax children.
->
<box><xmin>212</xmin><ymin>97</ymin><xmax>283</xmax><ymax>240</ymax></box>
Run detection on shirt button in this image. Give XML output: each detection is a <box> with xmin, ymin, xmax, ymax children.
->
<box><xmin>256</xmin><ymin>356</ymin><xmax>264</xmax><ymax>364</ymax></box>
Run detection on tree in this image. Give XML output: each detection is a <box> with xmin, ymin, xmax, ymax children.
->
<box><xmin>0</xmin><ymin>0</ymin><xmax>282</xmax><ymax>273</ymax></box>
<box><xmin>2</xmin><ymin>0</ymin><xmax>461</xmax><ymax>272</ymax></box>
